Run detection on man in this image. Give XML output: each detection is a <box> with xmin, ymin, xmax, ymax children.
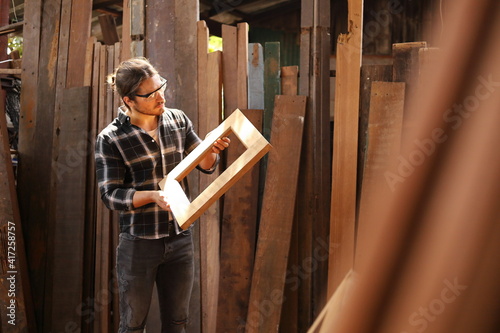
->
<box><xmin>95</xmin><ymin>57</ymin><xmax>230</xmax><ymax>332</ymax></box>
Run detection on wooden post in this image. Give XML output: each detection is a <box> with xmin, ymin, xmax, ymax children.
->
<box><xmin>222</xmin><ymin>24</ymin><xmax>238</xmax><ymax>115</ymax></box>
<box><xmin>199</xmin><ymin>50</ymin><xmax>222</xmax><ymax>333</ymax></box>
<box><xmin>298</xmin><ymin>0</ymin><xmax>331</xmax><ymax>328</ymax></box>
<box><xmin>328</xmin><ymin>0</ymin><xmax>363</xmax><ymax>297</ymax></box>
<box><xmin>66</xmin><ymin>0</ymin><xmax>92</xmax><ymax>88</ymax></box>
<box><xmin>356</xmin><ymin>81</ymin><xmax>405</xmax><ymax>263</ymax></box>
<box><xmin>248</xmin><ymin>43</ymin><xmax>264</xmax><ymax>109</ymax></box>
<box><xmin>237</xmin><ymin>23</ymin><xmax>249</xmax><ymax>110</ymax></box>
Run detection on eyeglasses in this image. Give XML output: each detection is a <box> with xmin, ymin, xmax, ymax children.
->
<box><xmin>134</xmin><ymin>77</ymin><xmax>167</xmax><ymax>100</ymax></box>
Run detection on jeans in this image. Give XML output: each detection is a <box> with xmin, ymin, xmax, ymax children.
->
<box><xmin>116</xmin><ymin>229</ymin><xmax>194</xmax><ymax>333</ymax></box>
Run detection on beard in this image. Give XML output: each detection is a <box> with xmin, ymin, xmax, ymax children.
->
<box><xmin>133</xmin><ymin>102</ymin><xmax>165</xmax><ymax>116</ymax></box>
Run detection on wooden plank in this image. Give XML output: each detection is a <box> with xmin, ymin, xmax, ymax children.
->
<box><xmin>83</xmin><ymin>36</ymin><xmax>97</xmax><ymax>87</ymax></box>
<box><xmin>81</xmin><ymin>40</ymin><xmax>101</xmax><ymax>333</ymax></box>
<box><xmin>50</xmin><ymin>87</ymin><xmax>90</xmax><ymax>332</ymax></box>
<box><xmin>237</xmin><ymin>22</ymin><xmax>249</xmax><ymax>110</ymax></box>
<box><xmin>98</xmin><ymin>14</ymin><xmax>120</xmax><ymax>45</ymax></box>
<box><xmin>217</xmin><ymin>109</ymin><xmax>262</xmax><ymax>333</ymax></box>
<box><xmin>0</xmin><ymin>87</ymin><xmax>32</xmax><ymax>332</ymax></box>
<box><xmin>121</xmin><ymin>0</ymin><xmax>132</xmax><ymax>60</ymax></box>
<box><xmin>130</xmin><ymin>0</ymin><xmax>144</xmax><ymax>37</ymax></box>
<box><xmin>278</xmin><ymin>67</ymin><xmax>300</xmax><ymax>333</ymax></box>
<box><xmin>197</xmin><ymin>21</ymin><xmax>209</xmax><ymax>135</ymax></box>
<box><xmin>199</xmin><ymin>50</ymin><xmax>222</xmax><ymax>333</ymax></box>
<box><xmin>298</xmin><ymin>0</ymin><xmax>331</xmax><ymax>327</ymax></box>
<box><xmin>263</xmin><ymin>42</ymin><xmax>280</xmax><ymax>141</ymax></box>
<box><xmin>356</xmin><ymin>82</ymin><xmax>405</xmax><ymax>263</ymax></box>
<box><xmin>281</xmin><ymin>66</ymin><xmax>298</xmax><ymax>96</ymax></box>
<box><xmin>0</xmin><ymin>69</ymin><xmax>22</xmax><ymax>75</ymax></box>
<box><xmin>46</xmin><ymin>0</ymin><xmax>75</xmax><ymax>327</ymax></box>
<box><xmin>297</xmin><ymin>3</ymin><xmax>314</xmax><ymax>328</ymax></box>
<box><xmin>66</xmin><ymin>0</ymin><xmax>92</xmax><ymax>88</ymax></box>
<box><xmin>17</xmin><ymin>0</ymin><xmax>62</xmax><ymax>327</ymax></box>
<box><xmin>245</xmin><ymin>95</ymin><xmax>307</xmax><ymax>333</ymax></box>
<box><xmin>357</xmin><ymin>65</ymin><xmax>393</xmax><ymax>211</ymax></box>
<box><xmin>328</xmin><ymin>0</ymin><xmax>363</xmax><ymax>297</ymax></box>
<box><xmin>160</xmin><ymin>109</ymin><xmax>271</xmax><ymax>229</ymax></box>
<box><xmin>222</xmin><ymin>24</ymin><xmax>238</xmax><ymax>116</ymax></box>
<box><xmin>13</xmin><ymin>0</ymin><xmax>41</xmax><ymax>292</ymax></box>
<box><xmin>392</xmin><ymin>41</ymin><xmax>427</xmax><ymax>113</ymax></box>
<box><xmin>248</xmin><ymin>43</ymin><xmax>264</xmax><ymax>110</ymax></box>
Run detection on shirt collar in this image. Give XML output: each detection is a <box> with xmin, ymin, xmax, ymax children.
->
<box><xmin>117</xmin><ymin>106</ymin><xmax>131</xmax><ymax>125</ymax></box>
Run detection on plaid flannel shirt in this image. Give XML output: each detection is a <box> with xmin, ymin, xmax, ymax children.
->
<box><xmin>95</xmin><ymin>107</ymin><xmax>217</xmax><ymax>238</ymax></box>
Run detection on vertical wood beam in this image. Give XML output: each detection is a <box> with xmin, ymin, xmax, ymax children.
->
<box><xmin>66</xmin><ymin>0</ymin><xmax>92</xmax><ymax>87</ymax></box>
<box><xmin>328</xmin><ymin>0</ymin><xmax>363</xmax><ymax>297</ymax></box>
<box><xmin>237</xmin><ymin>22</ymin><xmax>249</xmax><ymax>110</ymax></box>
<box><xmin>248</xmin><ymin>43</ymin><xmax>264</xmax><ymax>110</ymax></box>
<box><xmin>199</xmin><ymin>50</ymin><xmax>222</xmax><ymax>333</ymax></box>
<box><xmin>298</xmin><ymin>0</ymin><xmax>331</xmax><ymax>328</ymax></box>
<box><xmin>222</xmin><ymin>24</ymin><xmax>238</xmax><ymax>115</ymax></box>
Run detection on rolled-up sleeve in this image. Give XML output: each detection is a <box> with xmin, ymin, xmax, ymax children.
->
<box><xmin>95</xmin><ymin>135</ymin><xmax>136</xmax><ymax>211</ymax></box>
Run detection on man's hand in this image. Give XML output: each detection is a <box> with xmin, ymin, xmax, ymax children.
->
<box><xmin>212</xmin><ymin>137</ymin><xmax>231</xmax><ymax>154</ymax></box>
<box><xmin>152</xmin><ymin>191</ymin><xmax>171</xmax><ymax>211</ymax></box>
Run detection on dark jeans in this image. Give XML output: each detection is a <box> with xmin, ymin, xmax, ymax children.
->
<box><xmin>116</xmin><ymin>229</ymin><xmax>194</xmax><ymax>333</ymax></box>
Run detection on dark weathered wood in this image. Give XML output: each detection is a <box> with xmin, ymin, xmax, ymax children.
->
<box><xmin>357</xmin><ymin>65</ymin><xmax>393</xmax><ymax>209</ymax></box>
<box><xmin>246</xmin><ymin>95</ymin><xmax>307</xmax><ymax>333</ymax></box>
<box><xmin>16</xmin><ymin>0</ymin><xmax>62</xmax><ymax>328</ymax></box>
<box><xmin>298</xmin><ymin>0</ymin><xmax>331</xmax><ymax>328</ymax></box>
<box><xmin>263</xmin><ymin>42</ymin><xmax>280</xmax><ymax>141</ymax></box>
<box><xmin>328</xmin><ymin>0</ymin><xmax>363</xmax><ymax>297</ymax></box>
<box><xmin>279</xmin><ymin>67</ymin><xmax>300</xmax><ymax>333</ymax></box>
<box><xmin>0</xmin><ymin>88</ymin><xmax>32</xmax><ymax>333</ymax></box>
<box><xmin>98</xmin><ymin>14</ymin><xmax>120</xmax><ymax>45</ymax></box>
<box><xmin>356</xmin><ymin>81</ymin><xmax>405</xmax><ymax>263</ymax></box>
<box><xmin>218</xmin><ymin>109</ymin><xmax>262</xmax><ymax>333</ymax></box>
<box><xmin>392</xmin><ymin>41</ymin><xmax>427</xmax><ymax>114</ymax></box>
<box><xmin>50</xmin><ymin>87</ymin><xmax>90</xmax><ymax>332</ymax></box>
<box><xmin>199</xmin><ymin>50</ymin><xmax>222</xmax><ymax>333</ymax></box>
<box><xmin>222</xmin><ymin>24</ymin><xmax>238</xmax><ymax>116</ymax></box>
<box><xmin>16</xmin><ymin>0</ymin><xmax>42</xmax><ymax>320</ymax></box>
<box><xmin>66</xmin><ymin>0</ymin><xmax>92</xmax><ymax>88</ymax></box>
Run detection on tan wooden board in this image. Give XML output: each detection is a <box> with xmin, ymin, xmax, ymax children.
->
<box><xmin>328</xmin><ymin>0</ymin><xmax>364</xmax><ymax>297</ymax></box>
<box><xmin>245</xmin><ymin>95</ymin><xmax>307</xmax><ymax>333</ymax></box>
<box><xmin>199</xmin><ymin>50</ymin><xmax>222</xmax><ymax>333</ymax></box>
<box><xmin>237</xmin><ymin>22</ymin><xmax>249</xmax><ymax>110</ymax></box>
<box><xmin>159</xmin><ymin>109</ymin><xmax>271</xmax><ymax>229</ymax></box>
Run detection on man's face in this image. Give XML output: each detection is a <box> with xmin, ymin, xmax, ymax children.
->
<box><xmin>128</xmin><ymin>75</ymin><xmax>166</xmax><ymax>116</ymax></box>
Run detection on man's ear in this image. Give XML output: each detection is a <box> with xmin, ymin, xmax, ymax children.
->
<box><xmin>123</xmin><ymin>96</ymin><xmax>132</xmax><ymax>108</ymax></box>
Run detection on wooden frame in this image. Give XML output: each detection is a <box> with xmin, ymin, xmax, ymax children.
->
<box><xmin>159</xmin><ymin>108</ymin><xmax>271</xmax><ymax>229</ymax></box>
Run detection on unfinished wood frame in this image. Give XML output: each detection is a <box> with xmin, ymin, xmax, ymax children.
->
<box><xmin>159</xmin><ymin>109</ymin><xmax>271</xmax><ymax>229</ymax></box>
